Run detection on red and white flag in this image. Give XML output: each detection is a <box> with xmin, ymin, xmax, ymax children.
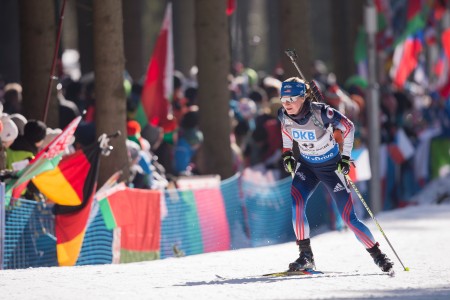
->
<box><xmin>348</xmin><ymin>147</ymin><xmax>371</xmax><ymax>182</ymax></box>
<box><xmin>390</xmin><ymin>36</ymin><xmax>423</xmax><ymax>89</ymax></box>
<box><xmin>387</xmin><ymin>128</ymin><xmax>415</xmax><ymax>165</ymax></box>
<box><xmin>33</xmin><ymin>116</ymin><xmax>82</xmax><ymax>161</ymax></box>
<box><xmin>141</xmin><ymin>3</ymin><xmax>173</xmax><ymax>127</ymax></box>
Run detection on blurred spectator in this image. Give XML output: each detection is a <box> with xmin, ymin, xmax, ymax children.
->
<box><xmin>6</xmin><ymin>119</ymin><xmax>47</xmax><ymax>170</ymax></box>
<box><xmin>82</xmin><ymin>81</ymin><xmax>96</xmax><ymax>122</ymax></box>
<box><xmin>9</xmin><ymin>113</ymin><xmax>27</xmax><ymax>135</ymax></box>
<box><xmin>174</xmin><ymin>110</ymin><xmax>203</xmax><ymax>175</ymax></box>
<box><xmin>127</xmin><ymin>120</ymin><xmax>150</xmax><ymax>151</ymax></box>
<box><xmin>184</xmin><ymin>87</ymin><xmax>198</xmax><ymax>107</ymax></box>
<box><xmin>141</xmin><ymin>123</ymin><xmax>164</xmax><ymax>151</ymax></box>
<box><xmin>0</xmin><ymin>74</ymin><xmax>5</xmax><ymax>100</ymax></box>
<box><xmin>74</xmin><ymin>121</ymin><xmax>96</xmax><ymax>148</ymax></box>
<box><xmin>57</xmin><ymin>83</ymin><xmax>81</xmax><ymax>129</ymax></box>
<box><xmin>0</xmin><ymin>115</ymin><xmax>19</xmax><ymax>149</ymax></box>
<box><xmin>311</xmin><ymin>59</ymin><xmax>328</xmax><ymax>87</ymax></box>
<box><xmin>172</xmin><ymin>71</ymin><xmax>190</xmax><ymax>124</ymax></box>
<box><xmin>126</xmin><ymin>139</ymin><xmax>150</xmax><ymax>189</ymax></box>
<box><xmin>2</xmin><ymin>83</ymin><xmax>23</xmax><ymax>114</ymax></box>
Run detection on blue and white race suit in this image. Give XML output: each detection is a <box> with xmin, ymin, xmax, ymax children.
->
<box><xmin>278</xmin><ymin>100</ymin><xmax>376</xmax><ymax>249</ymax></box>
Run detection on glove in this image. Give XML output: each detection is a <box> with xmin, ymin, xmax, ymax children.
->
<box><xmin>337</xmin><ymin>155</ymin><xmax>351</xmax><ymax>175</ymax></box>
<box><xmin>282</xmin><ymin>151</ymin><xmax>296</xmax><ymax>174</ymax></box>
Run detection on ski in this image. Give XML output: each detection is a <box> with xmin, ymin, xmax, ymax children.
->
<box><xmin>262</xmin><ymin>269</ymin><xmax>394</xmax><ymax>278</ymax></box>
<box><xmin>263</xmin><ymin>269</ymin><xmax>324</xmax><ymax>277</ymax></box>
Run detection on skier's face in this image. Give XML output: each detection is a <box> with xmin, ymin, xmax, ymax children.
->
<box><xmin>281</xmin><ymin>96</ymin><xmax>305</xmax><ymax>115</ymax></box>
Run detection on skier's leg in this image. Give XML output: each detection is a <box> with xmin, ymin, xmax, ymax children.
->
<box><xmin>289</xmin><ymin>164</ymin><xmax>319</xmax><ymax>271</ymax></box>
<box><xmin>320</xmin><ymin>170</ymin><xmax>394</xmax><ymax>272</ymax></box>
<box><xmin>290</xmin><ymin>164</ymin><xmax>320</xmax><ymax>241</ymax></box>
<box><xmin>320</xmin><ymin>170</ymin><xmax>376</xmax><ymax>248</ymax></box>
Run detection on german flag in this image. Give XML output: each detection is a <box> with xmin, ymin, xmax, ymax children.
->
<box><xmin>32</xmin><ymin>142</ymin><xmax>102</xmax><ymax>266</ymax></box>
<box><xmin>32</xmin><ymin>142</ymin><xmax>101</xmax><ymax>214</ymax></box>
<box><xmin>55</xmin><ymin>194</ymin><xmax>94</xmax><ymax>266</ymax></box>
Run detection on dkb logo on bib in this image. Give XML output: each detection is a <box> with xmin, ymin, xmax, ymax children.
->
<box><xmin>291</xmin><ymin>129</ymin><xmax>317</xmax><ymax>141</ymax></box>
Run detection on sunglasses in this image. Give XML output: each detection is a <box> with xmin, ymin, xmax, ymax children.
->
<box><xmin>280</xmin><ymin>96</ymin><xmax>303</xmax><ymax>103</ymax></box>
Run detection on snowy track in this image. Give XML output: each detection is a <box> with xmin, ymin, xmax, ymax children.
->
<box><xmin>1</xmin><ymin>204</ymin><xmax>450</xmax><ymax>299</ymax></box>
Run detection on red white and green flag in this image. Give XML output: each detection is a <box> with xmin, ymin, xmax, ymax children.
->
<box><xmin>138</xmin><ymin>3</ymin><xmax>173</xmax><ymax>129</ymax></box>
<box><xmin>98</xmin><ymin>186</ymin><xmax>162</xmax><ymax>263</ymax></box>
<box><xmin>6</xmin><ymin>116</ymin><xmax>82</xmax><ymax>201</ymax></box>
<box><xmin>97</xmin><ymin>183</ymin><xmax>131</xmax><ymax>230</ymax></box>
<box><xmin>393</xmin><ymin>0</ymin><xmax>428</xmax><ymax>47</ymax></box>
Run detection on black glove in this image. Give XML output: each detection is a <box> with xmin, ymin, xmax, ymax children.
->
<box><xmin>337</xmin><ymin>155</ymin><xmax>351</xmax><ymax>175</ymax></box>
<box><xmin>282</xmin><ymin>151</ymin><xmax>296</xmax><ymax>174</ymax></box>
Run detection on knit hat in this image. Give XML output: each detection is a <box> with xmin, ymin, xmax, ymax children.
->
<box><xmin>0</xmin><ymin>116</ymin><xmax>19</xmax><ymax>142</ymax></box>
<box><xmin>9</xmin><ymin>113</ymin><xmax>27</xmax><ymax>135</ymax></box>
<box><xmin>127</xmin><ymin>120</ymin><xmax>142</xmax><ymax>136</ymax></box>
<box><xmin>24</xmin><ymin>119</ymin><xmax>47</xmax><ymax>144</ymax></box>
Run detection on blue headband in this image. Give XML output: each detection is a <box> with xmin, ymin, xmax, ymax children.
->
<box><xmin>280</xmin><ymin>81</ymin><xmax>306</xmax><ymax>97</ymax></box>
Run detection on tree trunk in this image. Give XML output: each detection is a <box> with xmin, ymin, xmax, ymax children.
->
<box><xmin>19</xmin><ymin>0</ymin><xmax>58</xmax><ymax>127</ymax></box>
<box><xmin>77</xmin><ymin>0</ymin><xmax>94</xmax><ymax>75</ymax></box>
<box><xmin>123</xmin><ymin>0</ymin><xmax>145</xmax><ymax>82</ymax></box>
<box><xmin>0</xmin><ymin>0</ymin><xmax>20</xmax><ymax>82</ymax></box>
<box><xmin>310</xmin><ymin>0</ymin><xmax>333</xmax><ymax>67</ymax></box>
<box><xmin>62</xmin><ymin>0</ymin><xmax>78</xmax><ymax>50</ymax></box>
<box><xmin>195</xmin><ymin>0</ymin><xmax>233</xmax><ymax>179</ymax></box>
<box><xmin>267</xmin><ymin>0</ymin><xmax>281</xmax><ymax>75</ymax></box>
<box><xmin>173</xmin><ymin>0</ymin><xmax>196</xmax><ymax>77</ymax></box>
<box><xmin>279</xmin><ymin>0</ymin><xmax>312</xmax><ymax>80</ymax></box>
<box><xmin>93</xmin><ymin>0</ymin><xmax>129</xmax><ymax>185</ymax></box>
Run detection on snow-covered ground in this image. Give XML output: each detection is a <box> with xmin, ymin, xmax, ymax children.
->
<box><xmin>1</xmin><ymin>203</ymin><xmax>450</xmax><ymax>300</ymax></box>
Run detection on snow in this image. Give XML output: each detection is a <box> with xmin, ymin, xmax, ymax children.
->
<box><xmin>1</xmin><ymin>204</ymin><xmax>450</xmax><ymax>299</ymax></box>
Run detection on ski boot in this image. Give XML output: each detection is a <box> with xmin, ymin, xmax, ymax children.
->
<box><xmin>367</xmin><ymin>242</ymin><xmax>394</xmax><ymax>273</ymax></box>
<box><xmin>289</xmin><ymin>238</ymin><xmax>316</xmax><ymax>271</ymax></box>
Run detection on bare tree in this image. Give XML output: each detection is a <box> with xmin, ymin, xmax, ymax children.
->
<box><xmin>19</xmin><ymin>0</ymin><xmax>58</xmax><ymax>127</ymax></box>
<box><xmin>0</xmin><ymin>0</ymin><xmax>20</xmax><ymax>82</ymax></box>
<box><xmin>194</xmin><ymin>0</ymin><xmax>234</xmax><ymax>179</ymax></box>
<box><xmin>123</xmin><ymin>0</ymin><xmax>145</xmax><ymax>81</ymax></box>
<box><xmin>93</xmin><ymin>0</ymin><xmax>129</xmax><ymax>185</ymax></box>
<box><xmin>62</xmin><ymin>0</ymin><xmax>78</xmax><ymax>50</ymax></box>
<box><xmin>173</xmin><ymin>0</ymin><xmax>196</xmax><ymax>76</ymax></box>
<box><xmin>77</xmin><ymin>0</ymin><xmax>94</xmax><ymax>75</ymax></box>
<box><xmin>279</xmin><ymin>0</ymin><xmax>312</xmax><ymax>80</ymax></box>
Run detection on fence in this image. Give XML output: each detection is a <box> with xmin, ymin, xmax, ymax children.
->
<box><xmin>3</xmin><ymin>135</ymin><xmax>446</xmax><ymax>270</ymax></box>
<box><xmin>0</xmin><ymin>172</ymin><xmax>337</xmax><ymax>269</ymax></box>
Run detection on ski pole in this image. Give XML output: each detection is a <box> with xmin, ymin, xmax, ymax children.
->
<box><xmin>345</xmin><ymin>175</ymin><xmax>410</xmax><ymax>272</ymax></box>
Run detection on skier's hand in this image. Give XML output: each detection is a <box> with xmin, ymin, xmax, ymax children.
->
<box><xmin>282</xmin><ymin>151</ymin><xmax>296</xmax><ymax>174</ymax></box>
<box><xmin>337</xmin><ymin>155</ymin><xmax>351</xmax><ymax>175</ymax></box>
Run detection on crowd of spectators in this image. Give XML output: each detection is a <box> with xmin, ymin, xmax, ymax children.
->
<box><xmin>1</xmin><ymin>54</ymin><xmax>450</xmax><ymax>206</ymax></box>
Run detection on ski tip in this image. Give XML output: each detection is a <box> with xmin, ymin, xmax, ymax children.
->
<box><xmin>388</xmin><ymin>270</ymin><xmax>396</xmax><ymax>277</ymax></box>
